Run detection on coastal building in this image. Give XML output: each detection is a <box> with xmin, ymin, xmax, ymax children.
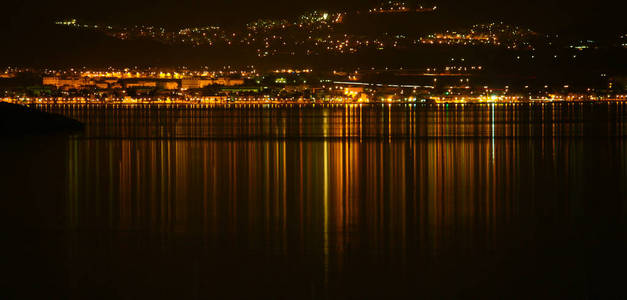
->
<box><xmin>43</xmin><ymin>76</ymin><xmax>94</xmax><ymax>89</ymax></box>
<box><xmin>158</xmin><ymin>81</ymin><xmax>180</xmax><ymax>90</ymax></box>
<box><xmin>181</xmin><ymin>78</ymin><xmax>245</xmax><ymax>90</ymax></box>
<box><xmin>214</xmin><ymin>78</ymin><xmax>245</xmax><ymax>86</ymax></box>
<box><xmin>181</xmin><ymin>78</ymin><xmax>214</xmax><ymax>90</ymax></box>
<box><xmin>124</xmin><ymin>81</ymin><xmax>157</xmax><ymax>88</ymax></box>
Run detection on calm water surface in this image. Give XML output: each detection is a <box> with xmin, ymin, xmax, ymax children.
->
<box><xmin>2</xmin><ymin>103</ymin><xmax>627</xmax><ymax>299</ymax></box>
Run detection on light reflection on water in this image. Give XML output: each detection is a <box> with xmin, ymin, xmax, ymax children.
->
<box><xmin>39</xmin><ymin>102</ymin><xmax>627</xmax><ymax>139</ymax></box>
<box><xmin>2</xmin><ymin>103</ymin><xmax>627</xmax><ymax>299</ymax></box>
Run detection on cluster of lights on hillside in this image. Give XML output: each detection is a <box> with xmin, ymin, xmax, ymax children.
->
<box><xmin>54</xmin><ymin>3</ymin><xmax>551</xmax><ymax>57</ymax></box>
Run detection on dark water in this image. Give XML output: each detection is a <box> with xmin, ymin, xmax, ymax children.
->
<box><xmin>2</xmin><ymin>103</ymin><xmax>627</xmax><ymax>299</ymax></box>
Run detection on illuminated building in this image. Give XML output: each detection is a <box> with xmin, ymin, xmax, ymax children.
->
<box><xmin>43</xmin><ymin>76</ymin><xmax>94</xmax><ymax>89</ymax></box>
<box><xmin>182</xmin><ymin>78</ymin><xmax>214</xmax><ymax>89</ymax></box>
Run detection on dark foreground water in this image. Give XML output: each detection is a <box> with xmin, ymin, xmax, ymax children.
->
<box><xmin>2</xmin><ymin>103</ymin><xmax>627</xmax><ymax>299</ymax></box>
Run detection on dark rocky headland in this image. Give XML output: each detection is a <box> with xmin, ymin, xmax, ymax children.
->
<box><xmin>0</xmin><ymin>102</ymin><xmax>84</xmax><ymax>135</ymax></box>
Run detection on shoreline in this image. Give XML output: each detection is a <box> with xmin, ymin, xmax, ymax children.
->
<box><xmin>4</xmin><ymin>99</ymin><xmax>627</xmax><ymax>107</ymax></box>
